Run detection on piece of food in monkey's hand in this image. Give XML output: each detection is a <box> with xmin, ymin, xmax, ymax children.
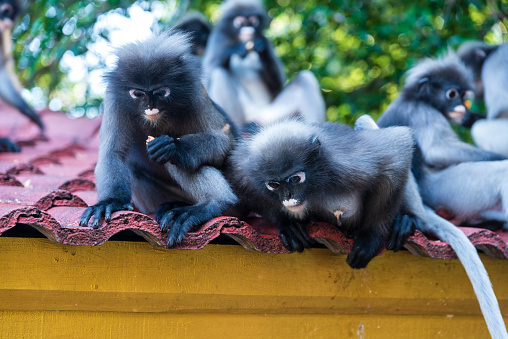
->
<box><xmin>245</xmin><ymin>41</ymin><xmax>254</xmax><ymax>51</ymax></box>
<box><xmin>221</xmin><ymin>123</ymin><xmax>231</xmax><ymax>134</ymax></box>
<box><xmin>146</xmin><ymin>136</ymin><xmax>155</xmax><ymax>144</ymax></box>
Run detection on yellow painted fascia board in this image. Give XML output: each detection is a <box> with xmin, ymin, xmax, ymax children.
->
<box><xmin>0</xmin><ymin>237</ymin><xmax>506</xmax><ymax>317</ymax></box>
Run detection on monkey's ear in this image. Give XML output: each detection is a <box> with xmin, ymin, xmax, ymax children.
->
<box><xmin>311</xmin><ymin>135</ymin><xmax>321</xmax><ymax>146</ymax></box>
<box><xmin>310</xmin><ymin>135</ymin><xmax>321</xmax><ymax>155</ymax></box>
<box><xmin>417</xmin><ymin>77</ymin><xmax>429</xmax><ymax>93</ymax></box>
<box><xmin>474</xmin><ymin>48</ymin><xmax>487</xmax><ymax>61</ymax></box>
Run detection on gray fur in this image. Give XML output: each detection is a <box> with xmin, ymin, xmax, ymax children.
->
<box><xmin>482</xmin><ymin>43</ymin><xmax>508</xmax><ymax>119</ymax></box>
<box><xmin>356</xmin><ymin>114</ymin><xmax>507</xmax><ymax>339</ymax></box>
<box><xmin>229</xmin><ymin>119</ymin><xmax>414</xmax><ymax>268</ymax></box>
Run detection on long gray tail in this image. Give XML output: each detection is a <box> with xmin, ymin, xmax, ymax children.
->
<box><xmin>422</xmin><ymin>206</ymin><xmax>507</xmax><ymax>339</ymax></box>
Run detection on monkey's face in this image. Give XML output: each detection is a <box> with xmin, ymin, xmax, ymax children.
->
<box><xmin>232</xmin><ymin>15</ymin><xmax>261</xmax><ymax>43</ymax></box>
<box><xmin>265</xmin><ymin>171</ymin><xmax>308</xmax><ymax>218</ymax></box>
<box><xmin>0</xmin><ymin>0</ymin><xmax>18</xmax><ymax>32</ymax></box>
<box><xmin>439</xmin><ymin>86</ymin><xmax>475</xmax><ymax>125</ymax></box>
<box><xmin>417</xmin><ymin>71</ymin><xmax>474</xmax><ymax>125</ymax></box>
<box><xmin>128</xmin><ymin>87</ymin><xmax>171</xmax><ymax>123</ymax></box>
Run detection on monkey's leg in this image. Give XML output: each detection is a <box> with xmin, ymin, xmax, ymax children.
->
<box><xmin>471</xmin><ymin>118</ymin><xmax>508</xmax><ymax>157</ymax></box>
<box><xmin>161</xmin><ymin>165</ymin><xmax>238</xmax><ymax>246</ymax></box>
<box><xmin>0</xmin><ymin>67</ymin><xmax>44</xmax><ymax>131</ymax></box>
<box><xmin>249</xmin><ymin>70</ymin><xmax>326</xmax><ymax>125</ymax></box>
<box><xmin>207</xmin><ymin>68</ymin><xmax>246</xmax><ymax>127</ymax></box>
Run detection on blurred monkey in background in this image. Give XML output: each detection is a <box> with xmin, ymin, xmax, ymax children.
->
<box><xmin>0</xmin><ymin>0</ymin><xmax>44</xmax><ymax>152</ymax></box>
<box><xmin>202</xmin><ymin>0</ymin><xmax>325</xmax><ymax>129</ymax></box>
<box><xmin>458</xmin><ymin>42</ymin><xmax>508</xmax><ymax>157</ymax></box>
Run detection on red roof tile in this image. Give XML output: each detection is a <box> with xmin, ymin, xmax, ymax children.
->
<box><xmin>0</xmin><ymin>102</ymin><xmax>507</xmax><ymax>260</ymax></box>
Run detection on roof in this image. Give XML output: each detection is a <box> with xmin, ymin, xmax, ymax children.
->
<box><xmin>1</xmin><ymin>102</ymin><xmax>507</xmax><ymax>260</ymax></box>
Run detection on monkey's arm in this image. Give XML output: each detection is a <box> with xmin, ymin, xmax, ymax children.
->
<box><xmin>147</xmin><ymin>130</ymin><xmax>232</xmax><ymax>172</ymax></box>
<box><xmin>79</xmin><ymin>109</ymin><xmax>133</xmax><ymax>228</ymax></box>
<box><xmin>417</xmin><ymin>131</ymin><xmax>506</xmax><ymax>168</ymax></box>
<box><xmin>0</xmin><ymin>65</ymin><xmax>44</xmax><ymax>131</ymax></box>
<box><xmin>253</xmin><ymin>37</ymin><xmax>285</xmax><ymax>96</ymax></box>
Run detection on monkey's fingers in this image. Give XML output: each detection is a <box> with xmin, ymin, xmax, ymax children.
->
<box><xmin>0</xmin><ymin>138</ymin><xmax>20</xmax><ymax>153</ymax></box>
<box><xmin>79</xmin><ymin>207</ymin><xmax>95</xmax><ymax>227</ymax></box>
<box><xmin>278</xmin><ymin>232</ymin><xmax>293</xmax><ymax>252</ymax></box>
<box><xmin>147</xmin><ymin>135</ymin><xmax>174</xmax><ymax>152</ymax></box>
<box><xmin>294</xmin><ymin>223</ymin><xmax>315</xmax><ymax>247</ymax></box>
<box><xmin>92</xmin><ymin>206</ymin><xmax>105</xmax><ymax>229</ymax></box>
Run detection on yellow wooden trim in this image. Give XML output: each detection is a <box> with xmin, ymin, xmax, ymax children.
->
<box><xmin>0</xmin><ymin>238</ymin><xmax>506</xmax><ymax>338</ymax></box>
<box><xmin>0</xmin><ymin>311</ymin><xmax>498</xmax><ymax>339</ymax></box>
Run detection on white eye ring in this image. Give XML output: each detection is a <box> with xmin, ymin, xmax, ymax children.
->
<box><xmin>153</xmin><ymin>87</ymin><xmax>170</xmax><ymax>98</ymax></box>
<box><xmin>287</xmin><ymin>172</ymin><xmax>306</xmax><ymax>184</ymax></box>
<box><xmin>446</xmin><ymin>88</ymin><xmax>459</xmax><ymax>100</ymax></box>
<box><xmin>266</xmin><ymin>181</ymin><xmax>280</xmax><ymax>191</ymax></box>
<box><xmin>129</xmin><ymin>89</ymin><xmax>145</xmax><ymax>99</ymax></box>
<box><xmin>233</xmin><ymin>16</ymin><xmax>246</xmax><ymax>28</ymax></box>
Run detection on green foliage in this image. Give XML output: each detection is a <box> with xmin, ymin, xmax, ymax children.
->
<box><xmin>10</xmin><ymin>0</ymin><xmax>508</xmax><ymax>124</ymax></box>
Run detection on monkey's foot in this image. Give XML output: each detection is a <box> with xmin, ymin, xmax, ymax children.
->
<box><xmin>155</xmin><ymin>201</ymin><xmax>192</xmax><ymax>231</ymax></box>
<box><xmin>387</xmin><ymin>214</ymin><xmax>418</xmax><ymax>252</ymax></box>
<box><xmin>158</xmin><ymin>201</ymin><xmax>226</xmax><ymax>246</ymax></box>
<box><xmin>347</xmin><ymin>233</ymin><xmax>383</xmax><ymax>269</ymax></box>
<box><xmin>278</xmin><ymin>221</ymin><xmax>315</xmax><ymax>253</ymax></box>
<box><xmin>79</xmin><ymin>199</ymin><xmax>133</xmax><ymax>228</ymax></box>
<box><xmin>0</xmin><ymin>138</ymin><xmax>20</xmax><ymax>153</ymax></box>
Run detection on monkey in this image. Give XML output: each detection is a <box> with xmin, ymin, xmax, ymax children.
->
<box><xmin>0</xmin><ymin>0</ymin><xmax>44</xmax><ymax>152</ymax></box>
<box><xmin>376</xmin><ymin>53</ymin><xmax>508</xmax><ymax>228</ymax></box>
<box><xmin>172</xmin><ymin>12</ymin><xmax>211</xmax><ymax>57</ymax></box>
<box><xmin>79</xmin><ymin>32</ymin><xmax>238</xmax><ymax>246</ymax></box>
<box><xmin>376</xmin><ymin>52</ymin><xmax>506</xmax><ymax>170</ymax></box>
<box><xmin>355</xmin><ymin>114</ymin><xmax>508</xmax><ymax>339</ymax></box>
<box><xmin>228</xmin><ymin>119</ymin><xmax>415</xmax><ymax>269</ymax></box>
<box><xmin>202</xmin><ymin>0</ymin><xmax>326</xmax><ymax>129</ymax></box>
<box><xmin>458</xmin><ymin>42</ymin><xmax>508</xmax><ymax>157</ymax></box>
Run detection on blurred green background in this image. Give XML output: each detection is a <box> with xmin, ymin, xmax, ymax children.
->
<box><xmin>12</xmin><ymin>0</ymin><xmax>508</xmax><ymax>125</ymax></box>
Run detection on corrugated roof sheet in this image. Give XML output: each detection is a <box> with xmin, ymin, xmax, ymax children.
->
<box><xmin>1</xmin><ymin>102</ymin><xmax>507</xmax><ymax>259</ymax></box>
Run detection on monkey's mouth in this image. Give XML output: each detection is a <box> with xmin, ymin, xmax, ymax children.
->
<box><xmin>144</xmin><ymin>108</ymin><xmax>162</xmax><ymax>121</ymax></box>
<box><xmin>448</xmin><ymin>105</ymin><xmax>466</xmax><ymax>122</ymax></box>
<box><xmin>283</xmin><ymin>199</ymin><xmax>306</xmax><ymax>213</ymax></box>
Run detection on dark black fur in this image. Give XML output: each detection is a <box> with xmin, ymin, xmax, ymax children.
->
<box><xmin>377</xmin><ymin>56</ymin><xmax>506</xmax><ymax>169</ymax></box>
<box><xmin>228</xmin><ymin>120</ymin><xmax>414</xmax><ymax>268</ymax></box>
<box><xmin>79</xmin><ymin>32</ymin><xmax>238</xmax><ymax>246</ymax></box>
<box><xmin>0</xmin><ymin>0</ymin><xmax>44</xmax><ymax>153</ymax></box>
<box><xmin>172</xmin><ymin>12</ymin><xmax>211</xmax><ymax>56</ymax></box>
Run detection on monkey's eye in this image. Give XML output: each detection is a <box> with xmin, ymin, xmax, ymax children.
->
<box><xmin>153</xmin><ymin>87</ymin><xmax>170</xmax><ymax>98</ymax></box>
<box><xmin>445</xmin><ymin>88</ymin><xmax>459</xmax><ymax>100</ymax></box>
<box><xmin>266</xmin><ymin>182</ymin><xmax>280</xmax><ymax>191</ymax></box>
<box><xmin>129</xmin><ymin>89</ymin><xmax>146</xmax><ymax>99</ymax></box>
<box><xmin>233</xmin><ymin>16</ymin><xmax>247</xmax><ymax>28</ymax></box>
<box><xmin>249</xmin><ymin>16</ymin><xmax>260</xmax><ymax>27</ymax></box>
<box><xmin>287</xmin><ymin>172</ymin><xmax>306</xmax><ymax>184</ymax></box>
<box><xmin>1</xmin><ymin>4</ymin><xmax>13</xmax><ymax>18</ymax></box>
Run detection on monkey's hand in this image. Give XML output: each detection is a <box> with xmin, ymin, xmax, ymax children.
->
<box><xmin>253</xmin><ymin>37</ymin><xmax>267</xmax><ymax>53</ymax></box>
<box><xmin>347</xmin><ymin>232</ymin><xmax>383</xmax><ymax>269</ymax></box>
<box><xmin>230</xmin><ymin>43</ymin><xmax>248</xmax><ymax>58</ymax></box>
<box><xmin>278</xmin><ymin>221</ymin><xmax>314</xmax><ymax>253</ymax></box>
<box><xmin>157</xmin><ymin>201</ymin><xmax>226</xmax><ymax>246</ymax></box>
<box><xmin>387</xmin><ymin>214</ymin><xmax>417</xmax><ymax>252</ymax></box>
<box><xmin>79</xmin><ymin>198</ymin><xmax>133</xmax><ymax>228</ymax></box>
<box><xmin>146</xmin><ymin>135</ymin><xmax>177</xmax><ymax>166</ymax></box>
<box><xmin>0</xmin><ymin>138</ymin><xmax>20</xmax><ymax>153</ymax></box>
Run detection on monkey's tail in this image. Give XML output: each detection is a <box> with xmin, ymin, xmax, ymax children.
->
<box><xmin>421</xmin><ymin>206</ymin><xmax>508</xmax><ymax>339</ymax></box>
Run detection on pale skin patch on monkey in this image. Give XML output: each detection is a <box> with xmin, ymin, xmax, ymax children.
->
<box><xmin>333</xmin><ymin>209</ymin><xmax>344</xmax><ymax>226</ymax></box>
<box><xmin>283</xmin><ymin>199</ymin><xmax>306</xmax><ymax>214</ymax></box>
